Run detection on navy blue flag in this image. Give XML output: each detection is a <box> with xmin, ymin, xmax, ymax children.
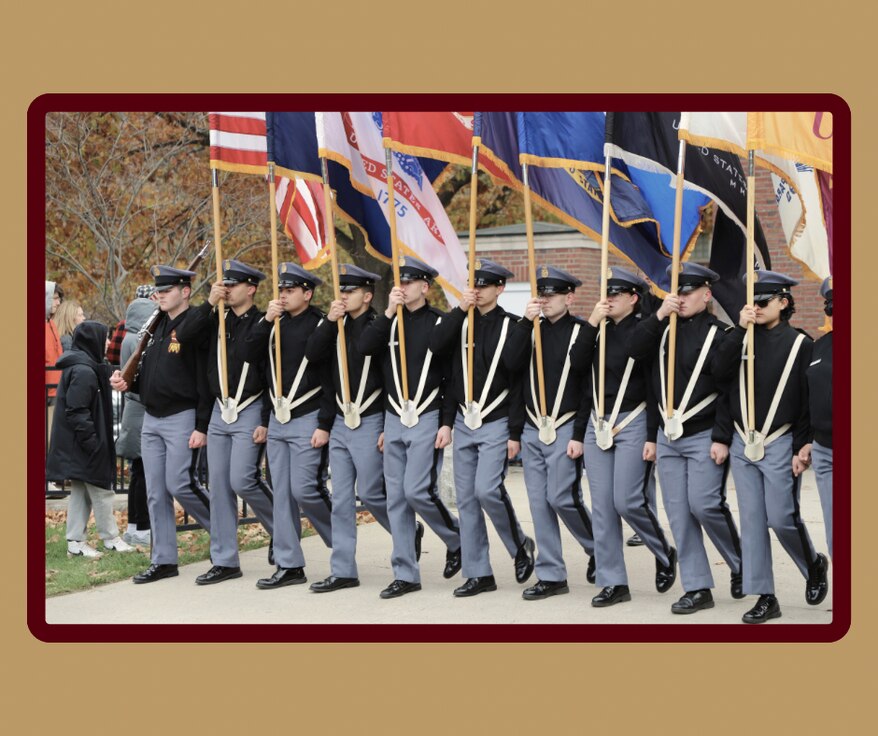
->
<box><xmin>265</xmin><ymin>112</ymin><xmax>322</xmax><ymax>180</ymax></box>
<box><xmin>478</xmin><ymin>112</ymin><xmax>683</xmax><ymax>289</ymax></box>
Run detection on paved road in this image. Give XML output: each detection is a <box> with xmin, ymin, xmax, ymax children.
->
<box><xmin>44</xmin><ymin>465</ymin><xmax>833</xmax><ymax>626</ymax></box>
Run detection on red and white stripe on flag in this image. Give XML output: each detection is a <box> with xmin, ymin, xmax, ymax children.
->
<box><xmin>276</xmin><ymin>177</ymin><xmax>329</xmax><ymax>269</ymax></box>
<box><xmin>209</xmin><ymin>112</ymin><xmax>268</xmax><ymax>175</ymax></box>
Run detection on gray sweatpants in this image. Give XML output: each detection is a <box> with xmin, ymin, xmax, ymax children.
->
<box><xmin>657</xmin><ymin>429</ymin><xmax>741</xmax><ymax>592</ymax></box>
<box><xmin>521</xmin><ymin>421</ymin><xmax>594</xmax><ymax>582</ymax></box>
<box><xmin>384</xmin><ymin>409</ymin><xmax>460</xmax><ymax>584</ymax></box>
<box><xmin>208</xmin><ymin>402</ymin><xmax>274</xmax><ymax>567</ymax></box>
<box><xmin>453</xmin><ymin>414</ymin><xmax>526</xmax><ymax>579</ymax></box>
<box><xmin>66</xmin><ymin>480</ymin><xmax>119</xmax><ymax>542</ymax></box>
<box><xmin>812</xmin><ymin>441</ymin><xmax>833</xmax><ymax>558</ymax></box>
<box><xmin>730</xmin><ymin>433</ymin><xmax>818</xmax><ymax>595</ymax></box>
<box><xmin>142</xmin><ymin>409</ymin><xmax>212</xmax><ymax>565</ymax></box>
<box><xmin>267</xmin><ymin>409</ymin><xmax>332</xmax><ymax>569</ymax></box>
<box><xmin>583</xmin><ymin>411</ymin><xmax>672</xmax><ymax>588</ymax></box>
<box><xmin>328</xmin><ymin>412</ymin><xmax>391</xmax><ymax>579</ymax></box>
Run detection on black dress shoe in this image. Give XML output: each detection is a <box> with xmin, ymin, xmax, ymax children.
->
<box><xmin>195</xmin><ymin>565</ymin><xmax>243</xmax><ymax>586</ymax></box>
<box><xmin>522</xmin><ymin>579</ymin><xmax>569</xmax><ymax>600</ymax></box>
<box><xmin>742</xmin><ymin>594</ymin><xmax>782</xmax><ymax>624</ymax></box>
<box><xmin>671</xmin><ymin>589</ymin><xmax>715</xmax><ymax>614</ymax></box>
<box><xmin>453</xmin><ymin>576</ymin><xmax>497</xmax><ymax>597</ymax></box>
<box><xmin>805</xmin><ymin>553</ymin><xmax>829</xmax><ymax>606</ymax></box>
<box><xmin>586</xmin><ymin>556</ymin><xmax>596</xmax><ymax>585</ymax></box>
<box><xmin>256</xmin><ymin>567</ymin><xmax>306</xmax><ymax>589</ymax></box>
<box><xmin>267</xmin><ymin>538</ymin><xmax>275</xmax><ymax>567</ymax></box>
<box><xmin>591</xmin><ymin>585</ymin><xmax>631</xmax><ymax>607</ymax></box>
<box><xmin>133</xmin><ymin>563</ymin><xmax>179</xmax><ymax>584</ymax></box>
<box><xmin>309</xmin><ymin>575</ymin><xmax>360</xmax><ymax>593</ymax></box>
<box><xmin>730</xmin><ymin>571</ymin><xmax>745</xmax><ymax>599</ymax></box>
<box><xmin>514</xmin><ymin>537</ymin><xmax>536</xmax><ymax>584</ymax></box>
<box><xmin>443</xmin><ymin>547</ymin><xmax>462</xmax><ymax>579</ymax></box>
<box><xmin>379</xmin><ymin>579</ymin><xmax>422</xmax><ymax>599</ymax></box>
<box><xmin>415</xmin><ymin>521</ymin><xmax>424</xmax><ymax>562</ymax></box>
<box><xmin>655</xmin><ymin>547</ymin><xmax>677</xmax><ymax>593</ymax></box>
<box><xmin>626</xmin><ymin>533</ymin><xmax>644</xmax><ymax>547</ymax></box>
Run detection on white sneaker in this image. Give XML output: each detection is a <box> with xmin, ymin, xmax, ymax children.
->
<box><xmin>67</xmin><ymin>540</ymin><xmax>102</xmax><ymax>558</ymax></box>
<box><xmin>124</xmin><ymin>530</ymin><xmax>151</xmax><ymax>546</ymax></box>
<box><xmin>104</xmin><ymin>536</ymin><xmax>136</xmax><ymax>553</ymax></box>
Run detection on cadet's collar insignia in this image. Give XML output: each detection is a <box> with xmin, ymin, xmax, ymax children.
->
<box><xmin>340</xmin><ymin>265</ymin><xmax>347</xmax><ymax>275</ymax></box>
<box><xmin>223</xmin><ymin>259</ymin><xmax>231</xmax><ymax>270</ymax></box>
<box><xmin>540</xmin><ymin>266</ymin><xmax>549</xmax><ymax>278</ymax></box>
<box><xmin>151</xmin><ymin>266</ymin><xmax>160</xmax><ymax>276</ymax></box>
<box><xmin>475</xmin><ymin>259</ymin><xmax>482</xmax><ymax>270</ymax></box>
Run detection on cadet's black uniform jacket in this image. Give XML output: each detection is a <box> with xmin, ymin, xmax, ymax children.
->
<box><xmin>505</xmin><ymin>312</ymin><xmax>591</xmax><ymax>443</ymax></box>
<box><xmin>358</xmin><ymin>302</ymin><xmax>456</xmax><ymax>428</ymax></box>
<box><xmin>244</xmin><ymin>305</ymin><xmax>335</xmax><ymax>432</ymax></box>
<box><xmin>134</xmin><ymin>307</ymin><xmax>212</xmax><ymax>432</ymax></box>
<box><xmin>569</xmin><ymin>312</ymin><xmax>658</xmax><ymax>441</ymax></box>
<box><xmin>305</xmin><ymin>307</ymin><xmax>384</xmax><ymax>420</ymax></box>
<box><xmin>712</xmin><ymin>320</ymin><xmax>813</xmax><ymax>454</ymax></box>
<box><xmin>626</xmin><ymin>310</ymin><xmax>733</xmax><ymax>444</ymax></box>
<box><xmin>429</xmin><ymin>304</ymin><xmax>524</xmax><ymax>441</ymax></box>
<box><xmin>175</xmin><ymin>302</ymin><xmax>271</xmax><ymax>426</ymax></box>
<box><xmin>807</xmin><ymin>330</ymin><xmax>832</xmax><ymax>449</ymax></box>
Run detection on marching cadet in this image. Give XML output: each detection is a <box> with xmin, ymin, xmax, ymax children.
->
<box><xmin>304</xmin><ymin>264</ymin><xmax>393</xmax><ymax>593</ymax></box>
<box><xmin>798</xmin><ymin>277</ymin><xmax>834</xmax><ymax>559</ymax></box>
<box><xmin>358</xmin><ymin>256</ymin><xmax>462</xmax><ymax>599</ymax></box>
<box><xmin>430</xmin><ymin>259</ymin><xmax>535</xmax><ymax>598</ymax></box>
<box><xmin>627</xmin><ymin>263</ymin><xmax>743</xmax><ymax>615</ymax></box>
<box><xmin>109</xmin><ymin>265</ymin><xmax>213</xmax><ymax>584</ymax></box>
<box><xmin>175</xmin><ymin>259</ymin><xmax>275</xmax><ymax>585</ymax></box>
<box><xmin>712</xmin><ymin>270</ymin><xmax>828</xmax><ymax>623</ymax></box>
<box><xmin>245</xmin><ymin>263</ymin><xmax>335</xmax><ymax>589</ymax></box>
<box><xmin>571</xmin><ymin>266</ymin><xmax>676</xmax><ymax>608</ymax></box>
<box><xmin>505</xmin><ymin>266</ymin><xmax>596</xmax><ymax>600</ymax></box>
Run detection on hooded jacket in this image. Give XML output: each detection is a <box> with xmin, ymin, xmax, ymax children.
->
<box><xmin>45</xmin><ymin>281</ymin><xmax>62</xmax><ymax>398</ymax></box>
<box><xmin>46</xmin><ymin>321</ymin><xmax>116</xmax><ymax>487</ymax></box>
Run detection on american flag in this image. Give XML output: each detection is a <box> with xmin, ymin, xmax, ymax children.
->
<box><xmin>209</xmin><ymin>111</ymin><xmax>327</xmax><ymax>267</ymax></box>
<box><xmin>276</xmin><ymin>177</ymin><xmax>328</xmax><ymax>268</ymax></box>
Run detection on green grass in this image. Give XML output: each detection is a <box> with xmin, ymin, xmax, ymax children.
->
<box><xmin>44</xmin><ymin>519</ymin><xmax>312</xmax><ymax>597</ymax></box>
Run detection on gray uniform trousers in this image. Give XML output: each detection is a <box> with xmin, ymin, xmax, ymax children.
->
<box><xmin>384</xmin><ymin>409</ymin><xmax>461</xmax><ymax>584</ymax></box>
<box><xmin>142</xmin><ymin>409</ymin><xmax>211</xmax><ymax>565</ymax></box>
<box><xmin>207</xmin><ymin>402</ymin><xmax>274</xmax><ymax>567</ymax></box>
<box><xmin>267</xmin><ymin>409</ymin><xmax>332</xmax><ymax>569</ymax></box>
<box><xmin>584</xmin><ymin>410</ymin><xmax>672</xmax><ymax>587</ymax></box>
<box><xmin>66</xmin><ymin>480</ymin><xmax>118</xmax><ymax>542</ymax></box>
<box><xmin>328</xmin><ymin>411</ymin><xmax>392</xmax><ymax>579</ymax></box>
<box><xmin>812</xmin><ymin>441</ymin><xmax>833</xmax><ymax>558</ymax></box>
<box><xmin>521</xmin><ymin>421</ymin><xmax>594</xmax><ymax>582</ymax></box>
<box><xmin>730</xmin><ymin>433</ymin><xmax>818</xmax><ymax>595</ymax></box>
<box><xmin>657</xmin><ymin>429</ymin><xmax>741</xmax><ymax>592</ymax></box>
<box><xmin>453</xmin><ymin>414</ymin><xmax>526</xmax><ymax>579</ymax></box>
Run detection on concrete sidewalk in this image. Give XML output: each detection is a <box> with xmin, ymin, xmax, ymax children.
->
<box><xmin>44</xmin><ymin>465</ymin><xmax>833</xmax><ymax>626</ymax></box>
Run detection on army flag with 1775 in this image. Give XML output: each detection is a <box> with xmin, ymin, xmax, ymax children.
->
<box><xmin>318</xmin><ymin>111</ymin><xmax>468</xmax><ymax>302</ymax></box>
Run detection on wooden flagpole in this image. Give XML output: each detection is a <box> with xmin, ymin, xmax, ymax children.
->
<box><xmin>598</xmin><ymin>151</ymin><xmax>612</xmax><ymax>421</ymax></box>
<box><xmin>746</xmin><ymin>150</ymin><xmax>756</xmax><ymax>433</ymax></box>
<box><xmin>267</xmin><ymin>164</ymin><xmax>282</xmax><ymax>397</ymax></box>
<box><xmin>466</xmin><ymin>136</ymin><xmax>479</xmax><ymax>407</ymax></box>
<box><xmin>666</xmin><ymin>138</ymin><xmax>688</xmax><ymax>418</ymax></box>
<box><xmin>384</xmin><ymin>146</ymin><xmax>409</xmax><ymax>403</ymax></box>
<box><xmin>210</xmin><ymin>168</ymin><xmax>229</xmax><ymax>401</ymax></box>
<box><xmin>320</xmin><ymin>156</ymin><xmax>352</xmax><ymax>407</ymax></box>
<box><xmin>522</xmin><ymin>163</ymin><xmax>548</xmax><ymax>419</ymax></box>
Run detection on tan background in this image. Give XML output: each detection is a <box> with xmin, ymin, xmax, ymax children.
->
<box><xmin>9</xmin><ymin>1</ymin><xmax>871</xmax><ymax>732</ymax></box>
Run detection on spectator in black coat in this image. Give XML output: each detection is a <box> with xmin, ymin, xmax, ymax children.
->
<box><xmin>46</xmin><ymin>321</ymin><xmax>135</xmax><ymax>558</ymax></box>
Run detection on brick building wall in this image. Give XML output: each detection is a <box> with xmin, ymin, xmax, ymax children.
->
<box><xmin>470</xmin><ymin>168</ymin><xmax>828</xmax><ymax>336</ymax></box>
